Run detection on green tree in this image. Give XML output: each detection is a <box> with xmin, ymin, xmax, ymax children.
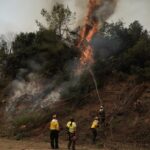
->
<box><xmin>5</xmin><ymin>30</ymin><xmax>79</xmax><ymax>78</ymax></box>
<box><xmin>0</xmin><ymin>39</ymin><xmax>8</xmax><ymax>80</ymax></box>
<box><xmin>93</xmin><ymin>20</ymin><xmax>150</xmax><ymax>81</ymax></box>
<box><xmin>128</xmin><ymin>20</ymin><xmax>143</xmax><ymax>45</ymax></box>
<box><xmin>37</xmin><ymin>3</ymin><xmax>75</xmax><ymax>38</ymax></box>
<box><xmin>0</xmin><ymin>39</ymin><xmax>7</xmax><ymax>60</ymax></box>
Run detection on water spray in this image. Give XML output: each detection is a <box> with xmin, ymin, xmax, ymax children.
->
<box><xmin>88</xmin><ymin>68</ymin><xmax>103</xmax><ymax>105</ymax></box>
<box><xmin>76</xmin><ymin>0</ymin><xmax>117</xmax><ymax>107</ymax></box>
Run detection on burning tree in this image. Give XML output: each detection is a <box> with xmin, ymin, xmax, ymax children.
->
<box><xmin>77</xmin><ymin>0</ymin><xmax>117</xmax><ymax>68</ymax></box>
<box><xmin>69</xmin><ymin>0</ymin><xmax>117</xmax><ymax>104</ymax></box>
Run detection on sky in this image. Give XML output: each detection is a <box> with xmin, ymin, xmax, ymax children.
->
<box><xmin>0</xmin><ymin>0</ymin><xmax>150</xmax><ymax>35</ymax></box>
<box><xmin>108</xmin><ymin>0</ymin><xmax>150</xmax><ymax>29</ymax></box>
<box><xmin>0</xmin><ymin>0</ymin><xmax>50</xmax><ymax>34</ymax></box>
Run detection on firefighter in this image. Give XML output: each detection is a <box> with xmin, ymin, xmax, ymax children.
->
<box><xmin>99</xmin><ymin>105</ymin><xmax>105</xmax><ymax>127</ymax></box>
<box><xmin>49</xmin><ymin>114</ymin><xmax>59</xmax><ymax>149</ymax></box>
<box><xmin>134</xmin><ymin>99</ymin><xmax>143</xmax><ymax>113</ymax></box>
<box><xmin>91</xmin><ymin>116</ymin><xmax>99</xmax><ymax>144</ymax></box>
<box><xmin>66</xmin><ymin>118</ymin><xmax>77</xmax><ymax>150</ymax></box>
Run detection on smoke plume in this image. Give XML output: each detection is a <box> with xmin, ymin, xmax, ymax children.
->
<box><xmin>94</xmin><ymin>0</ymin><xmax>118</xmax><ymax>23</ymax></box>
<box><xmin>4</xmin><ymin>0</ymin><xmax>119</xmax><ymax>119</ymax></box>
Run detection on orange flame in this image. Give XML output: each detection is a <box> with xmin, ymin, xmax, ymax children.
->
<box><xmin>78</xmin><ymin>0</ymin><xmax>101</xmax><ymax>66</ymax></box>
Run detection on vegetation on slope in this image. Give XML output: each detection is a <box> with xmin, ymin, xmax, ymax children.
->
<box><xmin>0</xmin><ymin>3</ymin><xmax>150</xmax><ymax>145</ymax></box>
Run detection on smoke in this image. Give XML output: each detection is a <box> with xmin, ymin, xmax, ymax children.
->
<box><xmin>4</xmin><ymin>0</ymin><xmax>119</xmax><ymax>119</ymax></box>
<box><xmin>89</xmin><ymin>0</ymin><xmax>120</xmax><ymax>61</ymax></box>
<box><xmin>1</xmin><ymin>0</ymin><xmax>150</xmax><ymax>34</ymax></box>
<box><xmin>74</xmin><ymin>0</ymin><xmax>88</xmax><ymax>11</ymax></box>
<box><xmin>73</xmin><ymin>0</ymin><xmax>89</xmax><ymax>26</ymax></box>
<box><xmin>49</xmin><ymin>0</ymin><xmax>118</xmax><ymax>27</ymax></box>
<box><xmin>66</xmin><ymin>0</ymin><xmax>117</xmax><ymax>26</ymax></box>
<box><xmin>94</xmin><ymin>0</ymin><xmax>118</xmax><ymax>23</ymax></box>
<box><xmin>5</xmin><ymin>54</ymin><xmax>80</xmax><ymax>117</ymax></box>
<box><xmin>92</xmin><ymin>34</ymin><xmax>122</xmax><ymax>59</ymax></box>
<box><xmin>5</xmin><ymin>71</ymin><xmax>62</xmax><ymax>115</ymax></box>
<box><xmin>86</xmin><ymin>0</ymin><xmax>119</xmax><ymax>60</ymax></box>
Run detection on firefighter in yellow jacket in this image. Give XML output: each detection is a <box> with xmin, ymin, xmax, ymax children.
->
<box><xmin>49</xmin><ymin>114</ymin><xmax>59</xmax><ymax>149</ymax></box>
<box><xmin>66</xmin><ymin>118</ymin><xmax>77</xmax><ymax>150</ymax></box>
<box><xmin>91</xmin><ymin>116</ymin><xmax>99</xmax><ymax>144</ymax></box>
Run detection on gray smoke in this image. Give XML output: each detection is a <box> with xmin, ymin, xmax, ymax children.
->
<box><xmin>94</xmin><ymin>0</ymin><xmax>118</xmax><ymax>23</ymax></box>
<box><xmin>4</xmin><ymin>0</ymin><xmax>119</xmax><ymax>119</ymax></box>
<box><xmin>5</xmin><ymin>55</ymin><xmax>81</xmax><ymax>118</ymax></box>
<box><xmin>92</xmin><ymin>34</ymin><xmax>122</xmax><ymax>59</ymax></box>
<box><xmin>89</xmin><ymin>0</ymin><xmax>119</xmax><ymax>60</ymax></box>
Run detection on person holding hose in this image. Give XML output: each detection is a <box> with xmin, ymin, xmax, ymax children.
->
<box><xmin>66</xmin><ymin>118</ymin><xmax>77</xmax><ymax>150</ymax></box>
<box><xmin>99</xmin><ymin>105</ymin><xmax>105</xmax><ymax>127</ymax></box>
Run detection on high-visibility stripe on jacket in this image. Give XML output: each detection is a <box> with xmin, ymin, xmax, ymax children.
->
<box><xmin>66</xmin><ymin>121</ymin><xmax>76</xmax><ymax>133</ymax></box>
<box><xmin>50</xmin><ymin>119</ymin><xmax>59</xmax><ymax>131</ymax></box>
<box><xmin>91</xmin><ymin>120</ymin><xmax>99</xmax><ymax>129</ymax></box>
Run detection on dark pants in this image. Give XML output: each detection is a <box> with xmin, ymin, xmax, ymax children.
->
<box><xmin>100</xmin><ymin>117</ymin><xmax>105</xmax><ymax>127</ymax></box>
<box><xmin>91</xmin><ymin>128</ymin><xmax>97</xmax><ymax>144</ymax></box>
<box><xmin>100</xmin><ymin>112</ymin><xmax>105</xmax><ymax>126</ymax></box>
<box><xmin>68</xmin><ymin>133</ymin><xmax>76</xmax><ymax>150</ymax></box>
<box><xmin>50</xmin><ymin>130</ymin><xmax>59</xmax><ymax>149</ymax></box>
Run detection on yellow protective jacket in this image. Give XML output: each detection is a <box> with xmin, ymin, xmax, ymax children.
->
<box><xmin>91</xmin><ymin>119</ymin><xmax>99</xmax><ymax>129</ymax></box>
<box><xmin>66</xmin><ymin>121</ymin><xmax>76</xmax><ymax>133</ymax></box>
<box><xmin>50</xmin><ymin>119</ymin><xmax>59</xmax><ymax>131</ymax></box>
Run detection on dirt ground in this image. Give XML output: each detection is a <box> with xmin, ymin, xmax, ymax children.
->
<box><xmin>0</xmin><ymin>138</ymin><xmax>149</xmax><ymax>150</ymax></box>
<box><xmin>0</xmin><ymin>138</ymin><xmax>104</xmax><ymax>150</ymax></box>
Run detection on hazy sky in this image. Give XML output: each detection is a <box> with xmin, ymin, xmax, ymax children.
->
<box><xmin>0</xmin><ymin>0</ymin><xmax>150</xmax><ymax>34</ymax></box>
<box><xmin>0</xmin><ymin>0</ymin><xmax>50</xmax><ymax>34</ymax></box>
<box><xmin>108</xmin><ymin>0</ymin><xmax>150</xmax><ymax>29</ymax></box>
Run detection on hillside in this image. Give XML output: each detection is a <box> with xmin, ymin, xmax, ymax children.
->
<box><xmin>1</xmin><ymin>77</ymin><xmax>149</xmax><ymax>149</ymax></box>
<box><xmin>0</xmin><ymin>2</ymin><xmax>150</xmax><ymax>150</ymax></box>
<box><xmin>50</xmin><ymin>77</ymin><xmax>150</xmax><ymax>144</ymax></box>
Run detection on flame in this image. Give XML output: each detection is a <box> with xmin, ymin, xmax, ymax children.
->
<box><xmin>80</xmin><ymin>45</ymin><xmax>94</xmax><ymax>65</ymax></box>
<box><xmin>78</xmin><ymin>0</ymin><xmax>101</xmax><ymax>66</ymax></box>
<box><xmin>86</xmin><ymin>22</ymin><xmax>99</xmax><ymax>42</ymax></box>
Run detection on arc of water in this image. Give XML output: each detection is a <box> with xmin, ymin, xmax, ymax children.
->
<box><xmin>88</xmin><ymin>68</ymin><xmax>103</xmax><ymax>105</ymax></box>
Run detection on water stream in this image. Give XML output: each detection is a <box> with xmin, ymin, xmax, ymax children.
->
<box><xmin>88</xmin><ymin>69</ymin><xmax>102</xmax><ymax>105</ymax></box>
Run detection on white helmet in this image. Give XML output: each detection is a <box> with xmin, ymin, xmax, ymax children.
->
<box><xmin>100</xmin><ymin>105</ymin><xmax>104</xmax><ymax>109</ymax></box>
<box><xmin>99</xmin><ymin>106</ymin><xmax>104</xmax><ymax>112</ymax></box>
